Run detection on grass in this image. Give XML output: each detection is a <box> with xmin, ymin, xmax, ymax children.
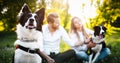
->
<box><xmin>0</xmin><ymin>27</ymin><xmax>120</xmax><ymax>63</ymax></box>
<box><xmin>0</xmin><ymin>31</ymin><xmax>16</xmax><ymax>63</ymax></box>
<box><xmin>103</xmin><ymin>27</ymin><xmax>120</xmax><ymax>63</ymax></box>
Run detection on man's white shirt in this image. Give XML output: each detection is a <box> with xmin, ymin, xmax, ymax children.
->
<box><xmin>42</xmin><ymin>24</ymin><xmax>75</xmax><ymax>55</ymax></box>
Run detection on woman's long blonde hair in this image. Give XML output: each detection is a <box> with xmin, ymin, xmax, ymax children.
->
<box><xmin>69</xmin><ymin>17</ymin><xmax>89</xmax><ymax>40</ymax></box>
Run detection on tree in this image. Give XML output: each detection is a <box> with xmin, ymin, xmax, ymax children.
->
<box><xmin>0</xmin><ymin>0</ymin><xmax>37</xmax><ymax>31</ymax></box>
<box><xmin>111</xmin><ymin>17</ymin><xmax>120</xmax><ymax>27</ymax></box>
<box><xmin>44</xmin><ymin>0</ymin><xmax>71</xmax><ymax>30</ymax></box>
<box><xmin>89</xmin><ymin>0</ymin><xmax>120</xmax><ymax>28</ymax></box>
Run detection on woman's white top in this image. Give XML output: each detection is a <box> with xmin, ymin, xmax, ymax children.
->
<box><xmin>69</xmin><ymin>28</ymin><xmax>94</xmax><ymax>52</ymax></box>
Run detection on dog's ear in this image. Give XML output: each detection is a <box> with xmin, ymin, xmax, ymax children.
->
<box><xmin>103</xmin><ymin>26</ymin><xmax>107</xmax><ymax>32</ymax></box>
<box><xmin>93</xmin><ymin>26</ymin><xmax>99</xmax><ymax>36</ymax></box>
<box><xmin>35</xmin><ymin>8</ymin><xmax>45</xmax><ymax>22</ymax></box>
<box><xmin>35</xmin><ymin>8</ymin><xmax>45</xmax><ymax>31</ymax></box>
<box><xmin>104</xmin><ymin>26</ymin><xmax>107</xmax><ymax>30</ymax></box>
<box><xmin>21</xmin><ymin>3</ymin><xmax>31</xmax><ymax>13</ymax></box>
<box><xmin>17</xmin><ymin>3</ymin><xmax>31</xmax><ymax>26</ymax></box>
<box><xmin>94</xmin><ymin>26</ymin><xmax>98</xmax><ymax>30</ymax></box>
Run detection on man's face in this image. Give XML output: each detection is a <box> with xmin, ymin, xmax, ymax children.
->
<box><xmin>51</xmin><ymin>18</ymin><xmax>60</xmax><ymax>30</ymax></box>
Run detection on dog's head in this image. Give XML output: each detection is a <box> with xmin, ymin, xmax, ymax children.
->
<box><xmin>94</xmin><ymin>26</ymin><xmax>107</xmax><ymax>38</ymax></box>
<box><xmin>18</xmin><ymin>3</ymin><xmax>45</xmax><ymax>31</ymax></box>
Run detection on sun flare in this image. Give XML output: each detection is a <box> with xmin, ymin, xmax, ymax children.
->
<box><xmin>68</xmin><ymin>0</ymin><xmax>97</xmax><ymax>23</ymax></box>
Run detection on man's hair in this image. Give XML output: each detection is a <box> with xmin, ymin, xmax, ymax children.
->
<box><xmin>47</xmin><ymin>12</ymin><xmax>59</xmax><ymax>23</ymax></box>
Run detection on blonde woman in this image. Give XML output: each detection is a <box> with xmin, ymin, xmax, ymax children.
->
<box><xmin>69</xmin><ymin>17</ymin><xmax>110</xmax><ymax>62</ymax></box>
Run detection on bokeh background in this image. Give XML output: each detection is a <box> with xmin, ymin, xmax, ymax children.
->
<box><xmin>0</xmin><ymin>0</ymin><xmax>120</xmax><ymax>63</ymax></box>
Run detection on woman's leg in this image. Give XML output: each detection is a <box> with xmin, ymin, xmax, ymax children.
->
<box><xmin>75</xmin><ymin>51</ymin><xmax>89</xmax><ymax>61</ymax></box>
<box><xmin>95</xmin><ymin>48</ymin><xmax>111</xmax><ymax>62</ymax></box>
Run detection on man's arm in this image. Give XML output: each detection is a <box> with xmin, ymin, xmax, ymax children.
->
<box><xmin>61</xmin><ymin>27</ymin><xmax>75</xmax><ymax>47</ymax></box>
<box><xmin>37</xmin><ymin>32</ymin><xmax>55</xmax><ymax>63</ymax></box>
<box><xmin>37</xmin><ymin>50</ymin><xmax>55</xmax><ymax>63</ymax></box>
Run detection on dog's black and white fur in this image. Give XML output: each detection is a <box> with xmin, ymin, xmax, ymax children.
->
<box><xmin>89</xmin><ymin>26</ymin><xmax>107</xmax><ymax>63</ymax></box>
<box><xmin>14</xmin><ymin>3</ymin><xmax>45</xmax><ymax>63</ymax></box>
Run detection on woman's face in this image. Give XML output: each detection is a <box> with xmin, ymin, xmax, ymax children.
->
<box><xmin>73</xmin><ymin>18</ymin><xmax>82</xmax><ymax>29</ymax></box>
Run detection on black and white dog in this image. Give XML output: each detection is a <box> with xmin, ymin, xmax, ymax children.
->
<box><xmin>89</xmin><ymin>26</ymin><xmax>107</xmax><ymax>63</ymax></box>
<box><xmin>13</xmin><ymin>3</ymin><xmax>45</xmax><ymax>63</ymax></box>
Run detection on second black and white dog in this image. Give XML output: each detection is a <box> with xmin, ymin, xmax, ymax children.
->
<box><xmin>89</xmin><ymin>26</ymin><xmax>107</xmax><ymax>63</ymax></box>
<box><xmin>13</xmin><ymin>3</ymin><xmax>45</xmax><ymax>63</ymax></box>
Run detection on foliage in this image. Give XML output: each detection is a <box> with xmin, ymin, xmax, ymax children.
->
<box><xmin>44</xmin><ymin>0</ymin><xmax>71</xmax><ymax>31</ymax></box>
<box><xmin>0</xmin><ymin>0</ymin><xmax>72</xmax><ymax>32</ymax></box>
<box><xmin>111</xmin><ymin>17</ymin><xmax>120</xmax><ymax>27</ymax></box>
<box><xmin>0</xmin><ymin>0</ymin><xmax>39</xmax><ymax>31</ymax></box>
<box><xmin>0</xmin><ymin>0</ymin><xmax>120</xmax><ymax>32</ymax></box>
<box><xmin>89</xmin><ymin>0</ymin><xmax>120</xmax><ymax>29</ymax></box>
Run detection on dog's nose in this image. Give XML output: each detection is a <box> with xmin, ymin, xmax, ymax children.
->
<box><xmin>29</xmin><ymin>19</ymin><xmax>34</xmax><ymax>25</ymax></box>
<box><xmin>102</xmin><ymin>32</ymin><xmax>105</xmax><ymax>35</ymax></box>
<box><xmin>29</xmin><ymin>19</ymin><xmax>34</xmax><ymax>23</ymax></box>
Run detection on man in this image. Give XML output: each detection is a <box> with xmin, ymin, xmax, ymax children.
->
<box><xmin>42</xmin><ymin>12</ymin><xmax>95</xmax><ymax>63</ymax></box>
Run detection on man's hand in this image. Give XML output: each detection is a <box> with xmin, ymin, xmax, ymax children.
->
<box><xmin>47</xmin><ymin>58</ymin><xmax>55</xmax><ymax>63</ymax></box>
<box><xmin>37</xmin><ymin>50</ymin><xmax>55</xmax><ymax>63</ymax></box>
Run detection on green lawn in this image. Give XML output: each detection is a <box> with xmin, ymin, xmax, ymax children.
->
<box><xmin>103</xmin><ymin>27</ymin><xmax>120</xmax><ymax>63</ymax></box>
<box><xmin>0</xmin><ymin>32</ymin><xmax>16</xmax><ymax>63</ymax></box>
<box><xmin>0</xmin><ymin>27</ymin><xmax>120</xmax><ymax>63</ymax></box>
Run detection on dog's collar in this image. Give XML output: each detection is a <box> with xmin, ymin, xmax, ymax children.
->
<box><xmin>17</xmin><ymin>45</ymin><xmax>39</xmax><ymax>54</ymax></box>
<box><xmin>18</xmin><ymin>38</ymin><xmax>37</xmax><ymax>42</ymax></box>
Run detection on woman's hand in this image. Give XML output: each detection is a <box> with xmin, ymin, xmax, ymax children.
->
<box><xmin>75</xmin><ymin>41</ymin><xmax>83</xmax><ymax>47</ymax></box>
<box><xmin>84</xmin><ymin>38</ymin><xmax>91</xmax><ymax>43</ymax></box>
<box><xmin>87</xmin><ymin>42</ymin><xmax>96</xmax><ymax>48</ymax></box>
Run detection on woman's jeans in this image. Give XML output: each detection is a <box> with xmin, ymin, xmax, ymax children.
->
<box><xmin>75</xmin><ymin>48</ymin><xmax>111</xmax><ymax>62</ymax></box>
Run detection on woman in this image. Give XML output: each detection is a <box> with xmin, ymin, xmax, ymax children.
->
<box><xmin>69</xmin><ymin>17</ymin><xmax>94</xmax><ymax>62</ymax></box>
<box><xmin>69</xmin><ymin>17</ymin><xmax>111</xmax><ymax>62</ymax></box>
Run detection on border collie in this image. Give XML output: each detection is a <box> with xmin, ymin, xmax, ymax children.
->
<box><xmin>13</xmin><ymin>3</ymin><xmax>45</xmax><ymax>63</ymax></box>
<box><xmin>89</xmin><ymin>26</ymin><xmax>107</xmax><ymax>63</ymax></box>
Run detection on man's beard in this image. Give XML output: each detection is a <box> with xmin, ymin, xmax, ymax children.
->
<box><xmin>52</xmin><ymin>26</ymin><xmax>59</xmax><ymax>30</ymax></box>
